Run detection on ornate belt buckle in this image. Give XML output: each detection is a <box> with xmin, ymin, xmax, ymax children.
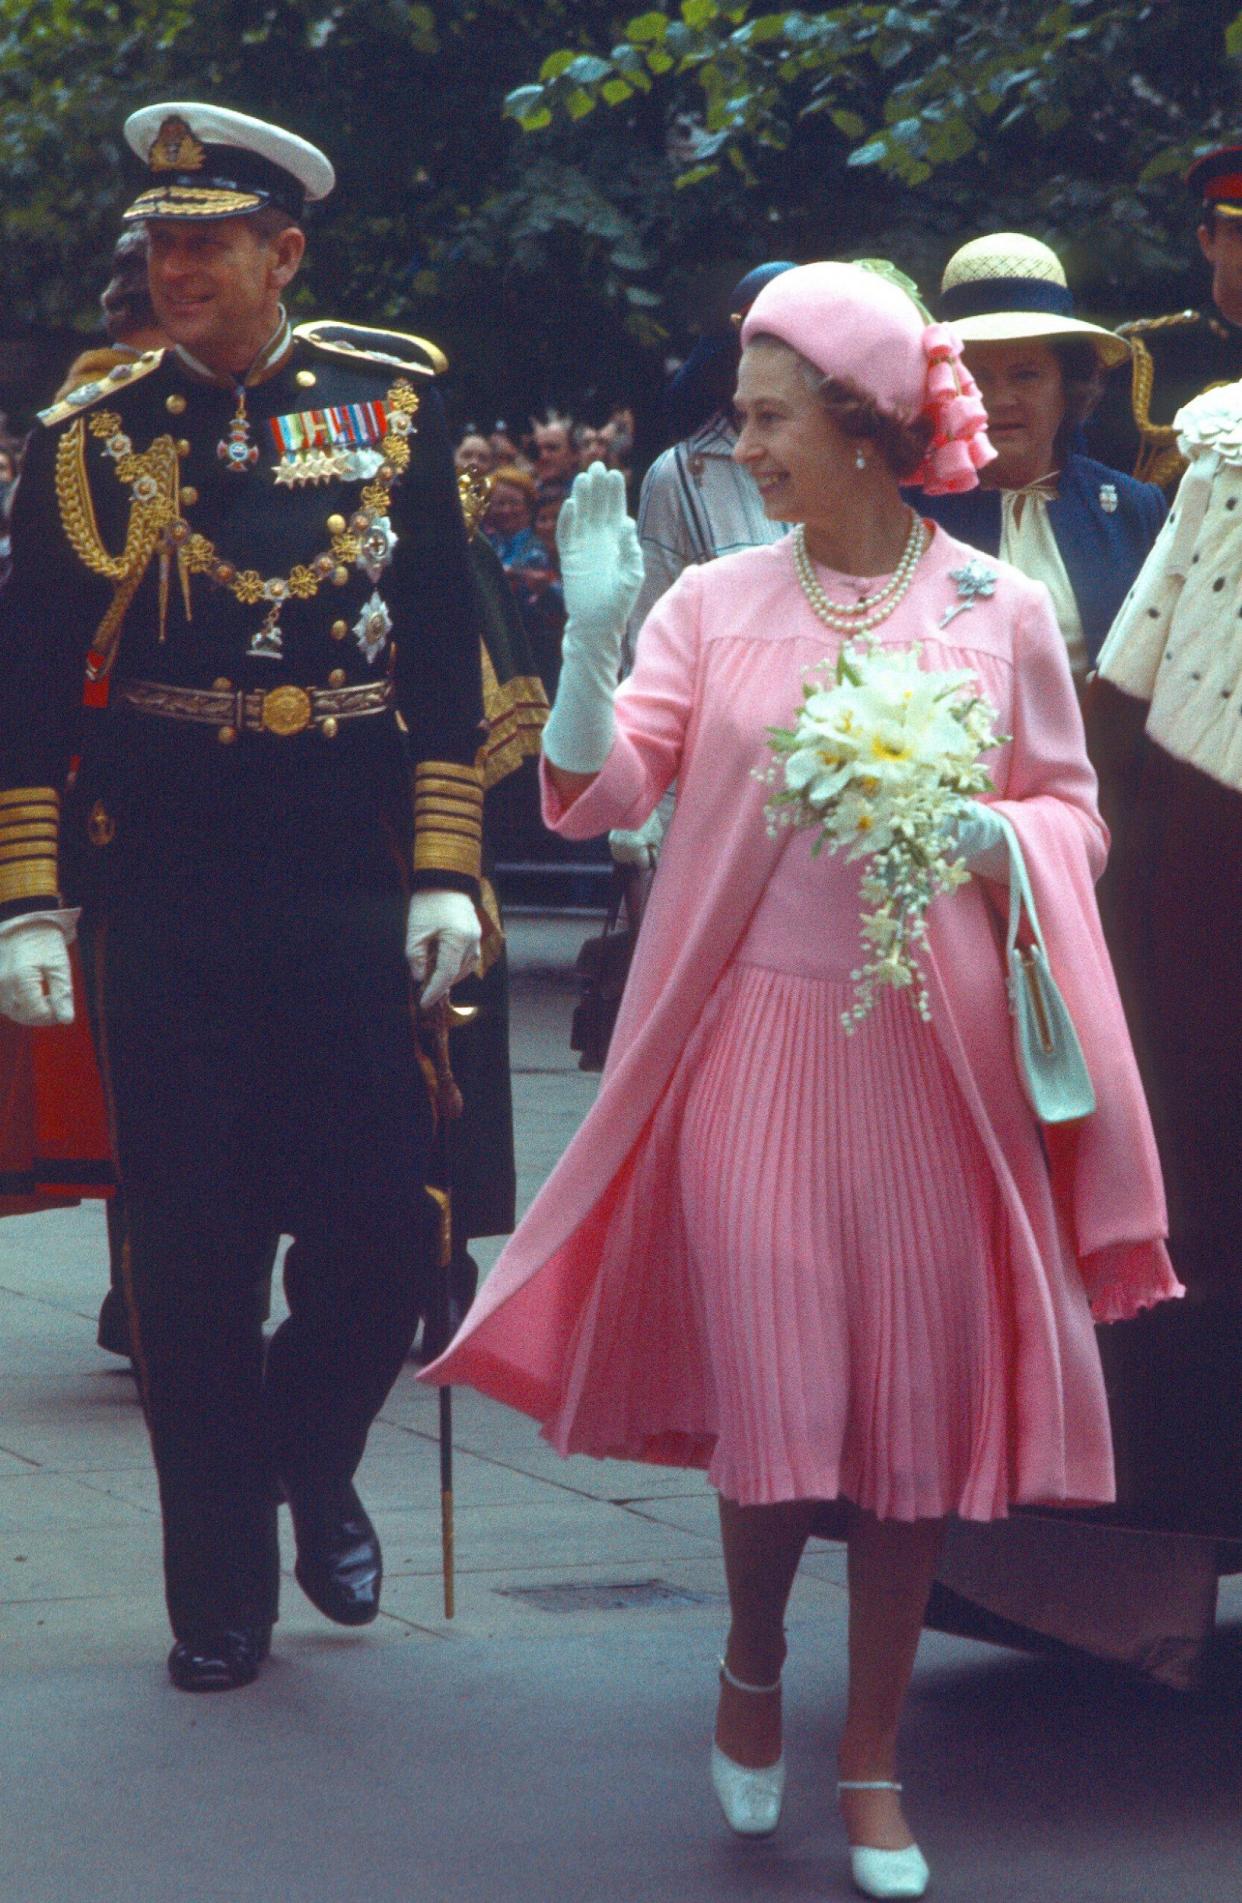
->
<box><xmin>260</xmin><ymin>684</ymin><xmax>313</xmax><ymax>737</ymax></box>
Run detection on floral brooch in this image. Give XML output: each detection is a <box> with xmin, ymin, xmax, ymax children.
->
<box><xmin>939</xmin><ymin>559</ymin><xmax>998</xmax><ymax>627</ymax></box>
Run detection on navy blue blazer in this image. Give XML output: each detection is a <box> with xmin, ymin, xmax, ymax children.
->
<box><xmin>913</xmin><ymin>455</ymin><xmax>1166</xmax><ymax>666</ymax></box>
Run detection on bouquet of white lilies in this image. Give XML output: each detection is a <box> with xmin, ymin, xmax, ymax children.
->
<box><xmin>761</xmin><ymin>642</ymin><xmax>1007</xmax><ymax>1029</ymax></box>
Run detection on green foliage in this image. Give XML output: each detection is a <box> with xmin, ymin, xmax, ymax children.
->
<box><xmin>0</xmin><ymin>0</ymin><xmax>682</xmax><ymax>425</ymax></box>
<box><xmin>5</xmin><ymin>0</ymin><xmax>1242</xmax><ymax>432</ymax></box>
<box><xmin>501</xmin><ymin>0</ymin><xmax>1242</xmax><ymax>308</ymax></box>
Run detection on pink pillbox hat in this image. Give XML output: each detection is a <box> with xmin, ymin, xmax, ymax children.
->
<box><xmin>739</xmin><ymin>260</ymin><xmax>995</xmax><ymax>494</ymax></box>
<box><xmin>741</xmin><ymin>261</ymin><xmax>927</xmax><ymax>416</ymax></box>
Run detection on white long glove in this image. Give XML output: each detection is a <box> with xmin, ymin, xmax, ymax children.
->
<box><xmin>609</xmin><ymin>804</ymin><xmax>665</xmax><ymax>868</ymax></box>
<box><xmin>0</xmin><ymin>911</ymin><xmax>78</xmax><ymax>1026</ymax></box>
<box><xmin>542</xmin><ymin>463</ymin><xmax>646</xmax><ymax>773</ymax></box>
<box><xmin>946</xmin><ymin>802</ymin><xmax>1010</xmax><ymax>881</ymax></box>
<box><xmin>405</xmin><ymin>890</ymin><xmax>482</xmax><ymax>1010</ymax></box>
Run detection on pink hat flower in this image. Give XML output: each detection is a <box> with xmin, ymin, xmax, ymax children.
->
<box><xmin>740</xmin><ymin>262</ymin><xmax>995</xmax><ymax>496</ymax></box>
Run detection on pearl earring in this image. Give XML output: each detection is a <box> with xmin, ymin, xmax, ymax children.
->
<box><xmin>855</xmin><ymin>447</ymin><xmax>867</xmax><ymax>471</ymax></box>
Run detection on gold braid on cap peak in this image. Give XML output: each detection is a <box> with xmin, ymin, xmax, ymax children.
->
<box><xmin>0</xmin><ymin>788</ymin><xmax>61</xmax><ymax>906</ymax></box>
<box><xmin>413</xmin><ymin>761</ymin><xmax>483</xmax><ymax>882</ymax></box>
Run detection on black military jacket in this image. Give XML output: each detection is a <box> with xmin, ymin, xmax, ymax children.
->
<box><xmin>1091</xmin><ymin>306</ymin><xmax>1242</xmax><ymax>489</ymax></box>
<box><xmin>0</xmin><ymin>327</ymin><xmax>484</xmax><ymax>916</ymax></box>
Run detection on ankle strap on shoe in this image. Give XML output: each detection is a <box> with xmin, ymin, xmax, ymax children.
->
<box><xmin>719</xmin><ymin>1656</ymin><xmax>781</xmax><ymax>1696</ymax></box>
<box><xmin>837</xmin><ymin>1779</ymin><xmax>903</xmax><ymax>1793</ymax></box>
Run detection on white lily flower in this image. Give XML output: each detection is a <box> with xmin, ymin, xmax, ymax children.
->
<box><xmin>761</xmin><ymin>637</ymin><xmax>1008</xmax><ymax>1027</ymax></box>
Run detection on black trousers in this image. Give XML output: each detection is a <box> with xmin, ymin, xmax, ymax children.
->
<box><xmin>93</xmin><ymin>852</ymin><xmax>436</xmax><ymax>1640</ymax></box>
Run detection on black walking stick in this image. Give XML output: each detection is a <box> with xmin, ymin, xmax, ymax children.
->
<box><xmin>422</xmin><ymin>996</ymin><xmax>478</xmax><ymax>1621</ymax></box>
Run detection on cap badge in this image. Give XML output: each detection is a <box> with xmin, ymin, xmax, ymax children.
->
<box><xmin>1099</xmin><ymin>483</ymin><xmax>1118</xmax><ymax>514</ymax></box>
<box><xmin>148</xmin><ymin>116</ymin><xmax>206</xmax><ymax>174</ymax></box>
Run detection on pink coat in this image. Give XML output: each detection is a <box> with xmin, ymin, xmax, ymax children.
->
<box><xmin>425</xmin><ymin>527</ymin><xmax>1179</xmax><ymax>1499</ymax></box>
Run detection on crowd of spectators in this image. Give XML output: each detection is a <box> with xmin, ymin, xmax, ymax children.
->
<box><xmin>456</xmin><ymin>406</ymin><xmax>635</xmax><ymax>696</ymax></box>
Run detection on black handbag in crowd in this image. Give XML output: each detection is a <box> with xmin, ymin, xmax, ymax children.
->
<box><xmin>569</xmin><ymin>864</ymin><xmax>651</xmax><ymax>1072</ymax></box>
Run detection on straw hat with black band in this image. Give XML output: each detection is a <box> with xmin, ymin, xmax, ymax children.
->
<box><xmin>917</xmin><ymin>234</ymin><xmax>1164</xmax><ymax>686</ymax></box>
<box><xmin>939</xmin><ymin>232</ymin><xmax>1130</xmax><ymax>367</ymax></box>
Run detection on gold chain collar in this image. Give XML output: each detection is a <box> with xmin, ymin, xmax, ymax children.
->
<box><xmin>56</xmin><ymin>378</ymin><xmax>420</xmax><ymax>674</ymax></box>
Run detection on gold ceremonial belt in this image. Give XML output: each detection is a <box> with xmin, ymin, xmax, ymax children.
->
<box><xmin>114</xmin><ymin>677</ymin><xmax>395</xmax><ymax>740</ymax></box>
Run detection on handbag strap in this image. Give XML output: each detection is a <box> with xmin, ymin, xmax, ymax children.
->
<box><xmin>991</xmin><ymin>809</ymin><xmax>1049</xmax><ymax>963</ymax></box>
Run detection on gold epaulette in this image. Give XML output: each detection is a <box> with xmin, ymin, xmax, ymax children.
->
<box><xmin>294</xmin><ymin>320</ymin><xmax>448</xmax><ymax>379</ymax></box>
<box><xmin>0</xmin><ymin>788</ymin><xmax>61</xmax><ymax>906</ymax></box>
<box><xmin>38</xmin><ymin>350</ymin><xmax>166</xmax><ymax>429</ymax></box>
<box><xmin>413</xmin><ymin>760</ymin><xmax>483</xmax><ymax>882</ymax></box>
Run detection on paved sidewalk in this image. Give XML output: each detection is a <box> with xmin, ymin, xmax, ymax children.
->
<box><xmin>2</xmin><ymin>917</ymin><xmax>1241</xmax><ymax>1901</ymax></box>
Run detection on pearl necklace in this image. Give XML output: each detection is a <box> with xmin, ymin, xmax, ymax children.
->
<box><xmin>792</xmin><ymin>513</ymin><xmax>927</xmax><ymax>633</ymax></box>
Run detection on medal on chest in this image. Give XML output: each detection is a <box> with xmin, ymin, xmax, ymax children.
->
<box><xmin>268</xmin><ymin>398</ymin><xmax>398</xmax><ymax>487</ymax></box>
<box><xmin>218</xmin><ymin>387</ymin><xmax>259</xmax><ymax>474</ymax></box>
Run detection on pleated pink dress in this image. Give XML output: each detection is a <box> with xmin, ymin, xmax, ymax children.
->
<box><xmin>425</xmin><ymin>529</ymin><xmax>1179</xmax><ymax>1521</ymax></box>
<box><xmin>675</xmin><ymin>830</ymin><xmax>1011</xmax><ymax>1520</ymax></box>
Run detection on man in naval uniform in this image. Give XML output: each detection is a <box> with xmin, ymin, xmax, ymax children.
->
<box><xmin>0</xmin><ymin>103</ymin><xmax>485</xmax><ymax>1690</ymax></box>
<box><xmin>1092</xmin><ymin>141</ymin><xmax>1242</xmax><ymax>486</ymax></box>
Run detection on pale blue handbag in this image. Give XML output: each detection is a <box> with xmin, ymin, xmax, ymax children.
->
<box><xmin>993</xmin><ymin>812</ymin><xmax>1097</xmax><ymax>1125</ymax></box>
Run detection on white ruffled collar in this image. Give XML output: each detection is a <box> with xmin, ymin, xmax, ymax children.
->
<box><xmin>1175</xmin><ymin>380</ymin><xmax>1242</xmax><ymax>464</ymax></box>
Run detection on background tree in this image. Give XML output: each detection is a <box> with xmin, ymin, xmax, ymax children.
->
<box><xmin>1</xmin><ymin>0</ymin><xmax>1241</xmax><ymax>438</ymax></box>
<box><xmin>503</xmin><ymin>0</ymin><xmax>1242</xmax><ymax>316</ymax></box>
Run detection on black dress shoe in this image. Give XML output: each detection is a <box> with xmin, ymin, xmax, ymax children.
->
<box><xmin>167</xmin><ymin>1624</ymin><xmax>271</xmax><ymax>1692</ymax></box>
<box><xmin>284</xmin><ymin>1479</ymin><xmax>382</xmax><ymax>1626</ymax></box>
<box><xmin>96</xmin><ymin>1288</ymin><xmax>134</xmax><ymax>1361</ymax></box>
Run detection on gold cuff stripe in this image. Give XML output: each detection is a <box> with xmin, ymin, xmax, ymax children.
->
<box><xmin>410</xmin><ymin>795</ymin><xmax>479</xmax><ymax>818</ymax></box>
<box><xmin>414</xmin><ymin>817</ymin><xmax>483</xmax><ymax>844</ymax></box>
<box><xmin>0</xmin><ymin>861</ymin><xmax>61</xmax><ymax>905</ymax></box>
<box><xmin>0</xmin><ymin>838</ymin><xmax>60</xmax><ymax>864</ymax></box>
<box><xmin>415</xmin><ymin>761</ymin><xmax>483</xmax><ymax>788</ymax></box>
<box><xmin>413</xmin><ymin>831</ymin><xmax>482</xmax><ymax>877</ymax></box>
<box><xmin>0</xmin><ymin>822</ymin><xmax>60</xmax><ymax>843</ymax></box>
<box><xmin>413</xmin><ymin>823</ymin><xmax>481</xmax><ymax>845</ymax></box>
<box><xmin>414</xmin><ymin>792</ymin><xmax>484</xmax><ymax>819</ymax></box>
<box><xmin>0</xmin><ymin>817</ymin><xmax>60</xmax><ymax>838</ymax></box>
<box><xmin>0</xmin><ymin>788</ymin><xmax>60</xmax><ymax>811</ymax></box>
<box><xmin>410</xmin><ymin>772</ymin><xmax>479</xmax><ymax>803</ymax></box>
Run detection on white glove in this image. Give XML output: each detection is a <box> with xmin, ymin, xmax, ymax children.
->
<box><xmin>405</xmin><ymin>890</ymin><xmax>482</xmax><ymax>1010</ymax></box>
<box><xmin>0</xmin><ymin>912</ymin><xmax>78</xmax><ymax>1026</ymax></box>
<box><xmin>609</xmin><ymin>805</ymin><xmax>665</xmax><ymax>868</ymax></box>
<box><xmin>543</xmin><ymin>464</ymin><xmax>646</xmax><ymax>773</ymax></box>
<box><xmin>945</xmin><ymin>802</ymin><xmax>1010</xmax><ymax>882</ymax></box>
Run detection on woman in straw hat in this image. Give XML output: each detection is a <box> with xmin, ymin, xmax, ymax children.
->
<box><xmin>916</xmin><ymin>233</ymin><xmax>1165</xmax><ymax>687</ymax></box>
<box><xmin>915</xmin><ymin>243</ymin><xmax>1239</xmax><ymax>1691</ymax></box>
<box><xmin>424</xmin><ymin>261</ymin><xmax>1177</xmax><ymax>1897</ymax></box>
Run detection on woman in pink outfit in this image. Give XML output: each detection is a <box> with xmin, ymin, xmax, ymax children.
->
<box><xmin>424</xmin><ymin>263</ymin><xmax>1179</xmax><ymax>1899</ymax></box>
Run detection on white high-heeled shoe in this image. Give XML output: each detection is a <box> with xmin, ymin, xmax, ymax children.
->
<box><xmin>710</xmin><ymin>1658</ymin><xmax>785</xmax><ymax>1837</ymax></box>
<box><xmin>837</xmin><ymin>1780</ymin><xmax>929</xmax><ymax>1899</ymax></box>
